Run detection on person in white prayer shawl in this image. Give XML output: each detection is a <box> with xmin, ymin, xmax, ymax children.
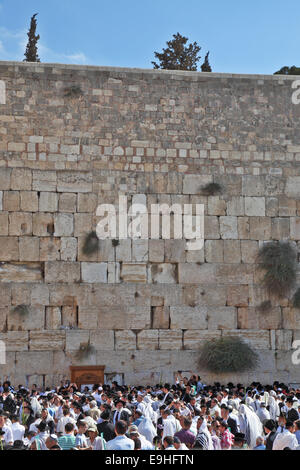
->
<box><xmin>268</xmin><ymin>392</ymin><xmax>280</xmax><ymax>421</ymax></box>
<box><xmin>196</xmin><ymin>416</ymin><xmax>214</xmax><ymax>450</ymax></box>
<box><xmin>273</xmin><ymin>420</ymin><xmax>299</xmax><ymax>450</ymax></box>
<box><xmin>238</xmin><ymin>403</ymin><xmax>263</xmax><ymax>449</ymax></box>
<box><xmin>161</xmin><ymin>409</ymin><xmax>177</xmax><ymax>439</ymax></box>
<box><xmin>256</xmin><ymin>402</ymin><xmax>270</xmax><ymax>423</ymax></box>
<box><xmin>138</xmin><ymin>416</ymin><xmax>157</xmax><ymax>444</ymax></box>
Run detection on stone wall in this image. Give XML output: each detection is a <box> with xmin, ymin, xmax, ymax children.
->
<box><xmin>0</xmin><ymin>61</ymin><xmax>300</xmax><ymax>387</ymax></box>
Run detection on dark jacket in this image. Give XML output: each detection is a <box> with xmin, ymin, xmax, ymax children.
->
<box><xmin>97</xmin><ymin>421</ymin><xmax>116</xmax><ymax>442</ymax></box>
<box><xmin>265</xmin><ymin>431</ymin><xmax>277</xmax><ymax>450</ymax></box>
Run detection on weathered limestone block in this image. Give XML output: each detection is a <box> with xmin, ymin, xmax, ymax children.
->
<box><xmin>149</xmin><ymin>240</ymin><xmax>164</xmax><ymax>262</ymax></box>
<box><xmin>59</xmin><ymin>193</ymin><xmax>77</xmax><ymax>212</ymax></box>
<box><xmin>77</xmin><ymin>236</ymin><xmax>98</xmax><ymax>262</ymax></box>
<box><xmin>0</xmin><ymin>168</ymin><xmax>11</xmax><ymax>190</ymax></box>
<box><xmin>62</xmin><ymin>306</ymin><xmax>77</xmax><ymax>328</ymax></box>
<box><xmin>19</xmin><ymin>237</ymin><xmax>39</xmax><ymax>261</ymax></box>
<box><xmin>159</xmin><ymin>330</ymin><xmax>182</xmax><ymax>350</ymax></box>
<box><xmin>39</xmin><ymin>192</ymin><xmax>58</xmax><ymax>212</ymax></box>
<box><xmin>282</xmin><ymin>308</ymin><xmax>300</xmax><ymax>329</ymax></box>
<box><xmin>0</xmin><ymin>212</ymin><xmax>8</xmax><ymax>236</ymax></box>
<box><xmin>57</xmin><ymin>171</ymin><xmax>92</xmax><ymax>192</ymax></box>
<box><xmin>245</xmin><ymin>197</ymin><xmax>265</xmax><ymax>216</ymax></box>
<box><xmin>77</xmin><ymin>193</ymin><xmax>98</xmax><ymax>212</ymax></box>
<box><xmin>0</xmin><ymin>284</ymin><xmax>11</xmax><ymax>306</ymax></box>
<box><xmin>152</xmin><ymin>306</ymin><xmax>170</xmax><ymax>329</ymax></box>
<box><xmin>61</xmin><ymin>237</ymin><xmax>77</xmax><ymax>261</ymax></box>
<box><xmin>164</xmin><ymin>240</ymin><xmax>186</xmax><ymax>262</ymax></box>
<box><xmin>275</xmin><ymin>351</ymin><xmax>300</xmax><ymax>373</ymax></box>
<box><xmin>32</xmin><ymin>171</ymin><xmax>57</xmax><ymax>191</ymax></box>
<box><xmin>184</xmin><ymin>286</ymin><xmax>227</xmax><ymax>307</ymax></box>
<box><xmin>3</xmin><ymin>191</ymin><xmax>20</xmax><ymax>211</ymax></box>
<box><xmin>0</xmin><ymin>262</ymin><xmax>42</xmax><ymax>282</ymax></box>
<box><xmin>0</xmin><ymin>331</ymin><xmax>28</xmax><ymax>351</ymax></box>
<box><xmin>0</xmin><ymin>307</ymin><xmax>8</xmax><ymax>332</ymax></box>
<box><xmin>33</xmin><ymin>213</ymin><xmax>54</xmax><ymax>237</ymax></box>
<box><xmin>0</xmin><ymin>237</ymin><xmax>19</xmax><ymax>261</ymax></box>
<box><xmin>290</xmin><ymin>218</ymin><xmax>300</xmax><ymax>240</ymax></box>
<box><xmin>241</xmin><ymin>240</ymin><xmax>258</xmax><ymax>263</ymax></box>
<box><xmin>132</xmin><ymin>240</ymin><xmax>148</xmax><ymax>262</ymax></box>
<box><xmin>237</xmin><ymin>307</ymin><xmax>282</xmax><ymax>330</ymax></box>
<box><xmin>223</xmin><ymin>330</ymin><xmax>270</xmax><ymax>349</ymax></box>
<box><xmin>78</xmin><ymin>306</ymin><xmax>98</xmax><ymax>329</ymax></box>
<box><xmin>90</xmin><ymin>330</ymin><xmax>115</xmax><ymax>350</ymax></box>
<box><xmin>29</xmin><ymin>331</ymin><xmax>65</xmax><ymax>351</ymax></box>
<box><xmin>242</xmin><ymin>176</ymin><xmax>265</xmax><ymax>196</ymax></box>
<box><xmin>15</xmin><ymin>351</ymin><xmax>54</xmax><ymax>376</ymax></box>
<box><xmin>204</xmin><ymin>216</ymin><xmax>220</xmax><ymax>239</ymax></box>
<box><xmin>238</xmin><ymin>217</ymin><xmax>250</xmax><ymax>239</ymax></box>
<box><xmin>137</xmin><ymin>330</ymin><xmax>159</xmax><ymax>350</ymax></box>
<box><xmin>74</xmin><ymin>214</ymin><xmax>92</xmax><ymax>236</ymax></box>
<box><xmin>98</xmin><ymin>306</ymin><xmax>151</xmax><ymax>330</ymax></box>
<box><xmin>65</xmin><ymin>330</ymin><xmax>90</xmax><ymax>351</ymax></box>
<box><xmin>40</xmin><ymin>237</ymin><xmax>61</xmax><ymax>261</ymax></box>
<box><xmin>54</xmin><ymin>213</ymin><xmax>74</xmax><ymax>236</ymax></box>
<box><xmin>220</xmin><ymin>216</ymin><xmax>238</xmax><ymax>239</ymax></box>
<box><xmin>11</xmin><ymin>168</ymin><xmax>32</xmax><ymax>191</ymax></box>
<box><xmin>8</xmin><ymin>305</ymin><xmax>45</xmax><ymax>331</ymax></box>
<box><xmin>81</xmin><ymin>262</ymin><xmax>107</xmax><ymax>283</ymax></box>
<box><xmin>9</xmin><ymin>212</ymin><xmax>32</xmax><ymax>236</ymax></box>
<box><xmin>121</xmin><ymin>263</ymin><xmax>147</xmax><ymax>283</ymax></box>
<box><xmin>45</xmin><ymin>307</ymin><xmax>62</xmax><ymax>329</ymax></box>
<box><xmin>151</xmin><ymin>264</ymin><xmax>177</xmax><ymax>284</ymax></box>
<box><xmin>98</xmin><ymin>240</ymin><xmax>115</xmax><ymax>262</ymax></box>
<box><xmin>150</xmin><ymin>285</ymin><xmax>183</xmax><ymax>306</ymax></box>
<box><xmin>216</xmin><ymin>264</ymin><xmax>254</xmax><ymax>284</ymax></box>
<box><xmin>20</xmin><ymin>191</ymin><xmax>38</xmax><ymax>212</ymax></box>
<box><xmin>183</xmin><ymin>330</ymin><xmax>221</xmax><ymax>350</ymax></box>
<box><xmin>45</xmin><ymin>261</ymin><xmax>80</xmax><ymax>283</ymax></box>
<box><xmin>178</xmin><ymin>263</ymin><xmax>216</xmax><ymax>284</ymax></box>
<box><xmin>115</xmin><ymin>330</ymin><xmax>136</xmax><ymax>350</ymax></box>
<box><xmin>116</xmin><ymin>240</ymin><xmax>132</xmax><ymax>262</ymax></box>
<box><xmin>183</xmin><ymin>175</ymin><xmax>212</xmax><ymax>194</ymax></box>
<box><xmin>31</xmin><ymin>284</ymin><xmax>49</xmax><ymax>306</ymax></box>
<box><xmin>207</xmin><ymin>306</ymin><xmax>237</xmax><ymax>329</ymax></box>
<box><xmin>271</xmin><ymin>218</ymin><xmax>290</xmax><ymax>240</ymax></box>
<box><xmin>278</xmin><ymin>196</ymin><xmax>296</xmax><ymax>217</ymax></box>
<box><xmin>285</xmin><ymin>177</ymin><xmax>300</xmax><ymax>199</ymax></box>
<box><xmin>274</xmin><ymin>330</ymin><xmax>293</xmax><ymax>351</ymax></box>
<box><xmin>227</xmin><ymin>285</ymin><xmax>249</xmax><ymax>307</ymax></box>
<box><xmin>207</xmin><ymin>197</ymin><xmax>226</xmax><ymax>216</ymax></box>
<box><xmin>266</xmin><ymin>197</ymin><xmax>278</xmax><ymax>217</ymax></box>
<box><xmin>227</xmin><ymin>197</ymin><xmax>244</xmax><ymax>216</ymax></box>
<box><xmin>223</xmin><ymin>240</ymin><xmax>241</xmax><ymax>263</ymax></box>
<box><xmin>11</xmin><ymin>284</ymin><xmax>31</xmax><ymax>305</ymax></box>
<box><xmin>249</xmin><ymin>217</ymin><xmax>272</xmax><ymax>240</ymax></box>
<box><xmin>170</xmin><ymin>306</ymin><xmax>207</xmax><ymax>329</ymax></box>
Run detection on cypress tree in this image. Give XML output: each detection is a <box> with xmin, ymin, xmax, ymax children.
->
<box><xmin>24</xmin><ymin>13</ymin><xmax>40</xmax><ymax>62</ymax></box>
<box><xmin>201</xmin><ymin>51</ymin><xmax>212</xmax><ymax>72</ymax></box>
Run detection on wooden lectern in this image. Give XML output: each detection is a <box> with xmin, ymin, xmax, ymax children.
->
<box><xmin>70</xmin><ymin>365</ymin><xmax>105</xmax><ymax>388</ymax></box>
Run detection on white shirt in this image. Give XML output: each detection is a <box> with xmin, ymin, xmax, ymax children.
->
<box><xmin>57</xmin><ymin>416</ymin><xmax>77</xmax><ymax>434</ymax></box>
<box><xmin>11</xmin><ymin>422</ymin><xmax>25</xmax><ymax>442</ymax></box>
<box><xmin>106</xmin><ymin>435</ymin><xmax>134</xmax><ymax>450</ymax></box>
<box><xmin>273</xmin><ymin>430</ymin><xmax>298</xmax><ymax>450</ymax></box>
<box><xmin>2</xmin><ymin>425</ymin><xmax>13</xmax><ymax>445</ymax></box>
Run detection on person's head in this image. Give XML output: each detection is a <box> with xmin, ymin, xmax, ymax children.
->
<box><xmin>115</xmin><ymin>400</ymin><xmax>124</xmax><ymax>411</ymax></box>
<box><xmin>295</xmin><ymin>420</ymin><xmax>300</xmax><ymax>431</ymax></box>
<box><xmin>41</xmin><ymin>409</ymin><xmax>48</xmax><ymax>421</ymax></box>
<box><xmin>173</xmin><ymin>436</ymin><xmax>181</xmax><ymax>450</ymax></box>
<box><xmin>153</xmin><ymin>435</ymin><xmax>162</xmax><ymax>449</ymax></box>
<box><xmin>163</xmin><ymin>436</ymin><xmax>174</xmax><ymax>449</ymax></box>
<box><xmin>77</xmin><ymin>420</ymin><xmax>88</xmax><ymax>434</ymax></box>
<box><xmin>64</xmin><ymin>422</ymin><xmax>75</xmax><ymax>435</ymax></box>
<box><xmin>45</xmin><ymin>435</ymin><xmax>58</xmax><ymax>450</ymax></box>
<box><xmin>37</xmin><ymin>421</ymin><xmax>47</xmax><ymax>433</ymax></box>
<box><xmin>197</xmin><ymin>415</ymin><xmax>204</xmax><ymax>430</ymax></box>
<box><xmin>115</xmin><ymin>420</ymin><xmax>127</xmax><ymax>436</ymax></box>
<box><xmin>219</xmin><ymin>420</ymin><xmax>228</xmax><ymax>434</ymax></box>
<box><xmin>211</xmin><ymin>420</ymin><xmax>221</xmax><ymax>436</ymax></box>
<box><xmin>234</xmin><ymin>433</ymin><xmax>246</xmax><ymax>448</ymax></box>
<box><xmin>263</xmin><ymin>419</ymin><xmax>276</xmax><ymax>434</ymax></box>
<box><xmin>255</xmin><ymin>436</ymin><xmax>265</xmax><ymax>447</ymax></box>
<box><xmin>220</xmin><ymin>404</ymin><xmax>229</xmax><ymax>419</ymax></box>
<box><xmin>278</xmin><ymin>413</ymin><xmax>286</xmax><ymax>427</ymax></box>
<box><xmin>182</xmin><ymin>417</ymin><xmax>192</xmax><ymax>430</ymax></box>
<box><xmin>100</xmin><ymin>410</ymin><xmax>110</xmax><ymax>421</ymax></box>
<box><xmin>286</xmin><ymin>420</ymin><xmax>295</xmax><ymax>433</ymax></box>
<box><xmin>87</xmin><ymin>426</ymin><xmax>98</xmax><ymax>441</ymax></box>
<box><xmin>133</xmin><ymin>437</ymin><xmax>141</xmax><ymax>450</ymax></box>
<box><xmin>161</xmin><ymin>409</ymin><xmax>171</xmax><ymax>420</ymax></box>
<box><xmin>134</xmin><ymin>409</ymin><xmax>143</xmax><ymax>420</ymax></box>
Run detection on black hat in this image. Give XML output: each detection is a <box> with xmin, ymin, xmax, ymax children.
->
<box><xmin>263</xmin><ymin>419</ymin><xmax>276</xmax><ymax>431</ymax></box>
<box><xmin>234</xmin><ymin>432</ymin><xmax>246</xmax><ymax>442</ymax></box>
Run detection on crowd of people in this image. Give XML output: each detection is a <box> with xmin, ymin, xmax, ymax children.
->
<box><xmin>1</xmin><ymin>374</ymin><xmax>300</xmax><ymax>451</ymax></box>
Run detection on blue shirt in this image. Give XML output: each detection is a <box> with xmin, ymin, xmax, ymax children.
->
<box><xmin>106</xmin><ymin>435</ymin><xmax>134</xmax><ymax>450</ymax></box>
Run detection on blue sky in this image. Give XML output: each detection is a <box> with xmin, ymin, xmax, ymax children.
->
<box><xmin>0</xmin><ymin>0</ymin><xmax>299</xmax><ymax>74</ymax></box>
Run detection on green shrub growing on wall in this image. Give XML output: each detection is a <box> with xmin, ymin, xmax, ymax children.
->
<box><xmin>11</xmin><ymin>304</ymin><xmax>30</xmax><ymax>316</ymax></box>
<box><xmin>201</xmin><ymin>182</ymin><xmax>222</xmax><ymax>196</ymax></box>
<box><xmin>257</xmin><ymin>241</ymin><xmax>297</xmax><ymax>299</ymax></box>
<box><xmin>198</xmin><ymin>336</ymin><xmax>259</xmax><ymax>373</ymax></box>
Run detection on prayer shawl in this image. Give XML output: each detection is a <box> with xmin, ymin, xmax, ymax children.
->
<box><xmin>138</xmin><ymin>417</ymin><xmax>157</xmax><ymax>443</ymax></box>
<box><xmin>256</xmin><ymin>406</ymin><xmax>270</xmax><ymax>423</ymax></box>
<box><xmin>162</xmin><ymin>415</ymin><xmax>177</xmax><ymax>439</ymax></box>
<box><xmin>268</xmin><ymin>396</ymin><xmax>280</xmax><ymax>421</ymax></box>
<box><xmin>197</xmin><ymin>418</ymin><xmax>214</xmax><ymax>450</ymax></box>
<box><xmin>238</xmin><ymin>404</ymin><xmax>263</xmax><ymax>450</ymax></box>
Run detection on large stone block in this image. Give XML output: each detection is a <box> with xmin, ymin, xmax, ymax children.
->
<box><xmin>204</xmin><ymin>216</ymin><xmax>220</xmax><ymax>239</ymax></box>
<box><xmin>20</xmin><ymin>191</ymin><xmax>38</xmax><ymax>212</ymax></box>
<box><xmin>183</xmin><ymin>175</ymin><xmax>212</xmax><ymax>194</ymax></box>
<box><xmin>54</xmin><ymin>213</ymin><xmax>74</xmax><ymax>236</ymax></box>
<box><xmin>282</xmin><ymin>308</ymin><xmax>300</xmax><ymax>329</ymax></box>
<box><xmin>45</xmin><ymin>307</ymin><xmax>62</xmax><ymax>329</ymax></box>
<box><xmin>77</xmin><ymin>193</ymin><xmax>98</xmax><ymax>212</ymax></box>
<box><xmin>39</xmin><ymin>192</ymin><xmax>58</xmax><ymax>212</ymax></box>
<box><xmin>170</xmin><ymin>306</ymin><xmax>207</xmax><ymax>329</ymax></box>
<box><xmin>226</xmin><ymin>197</ymin><xmax>244</xmax><ymax>216</ymax></box>
<box><xmin>115</xmin><ymin>330</ymin><xmax>136</xmax><ymax>350</ymax></box>
<box><xmin>220</xmin><ymin>216</ymin><xmax>238</xmax><ymax>239</ymax></box>
<box><xmin>149</xmin><ymin>240</ymin><xmax>164</xmax><ymax>262</ymax></box>
<box><xmin>65</xmin><ymin>330</ymin><xmax>90</xmax><ymax>351</ymax></box>
<box><xmin>7</xmin><ymin>305</ymin><xmax>45</xmax><ymax>331</ymax></box>
<box><xmin>249</xmin><ymin>217</ymin><xmax>271</xmax><ymax>240</ymax></box>
<box><xmin>285</xmin><ymin>177</ymin><xmax>300</xmax><ymax>199</ymax></box>
<box><xmin>90</xmin><ymin>330</ymin><xmax>115</xmax><ymax>350</ymax></box>
<box><xmin>216</xmin><ymin>264</ymin><xmax>254</xmax><ymax>284</ymax></box>
<box><xmin>15</xmin><ymin>351</ymin><xmax>54</xmax><ymax>376</ymax></box>
<box><xmin>290</xmin><ymin>218</ymin><xmax>300</xmax><ymax>240</ymax></box>
<box><xmin>0</xmin><ymin>262</ymin><xmax>42</xmax><ymax>282</ymax></box>
<box><xmin>0</xmin><ymin>168</ymin><xmax>11</xmax><ymax>190</ymax></box>
<box><xmin>207</xmin><ymin>197</ymin><xmax>226</xmax><ymax>216</ymax></box>
<box><xmin>205</xmin><ymin>240</ymin><xmax>223</xmax><ymax>263</ymax></box>
<box><xmin>183</xmin><ymin>330</ymin><xmax>221</xmax><ymax>350</ymax></box>
<box><xmin>152</xmin><ymin>306</ymin><xmax>170</xmax><ymax>329</ymax></box>
<box><xmin>98</xmin><ymin>305</ymin><xmax>151</xmax><ymax>330</ymax></box>
<box><xmin>0</xmin><ymin>237</ymin><xmax>19</xmax><ymax>261</ymax></box>
<box><xmin>223</xmin><ymin>240</ymin><xmax>241</xmax><ymax>263</ymax></box>
<box><xmin>0</xmin><ymin>331</ymin><xmax>29</xmax><ymax>351</ymax></box>
<box><xmin>0</xmin><ymin>213</ymin><xmax>8</xmax><ymax>236</ymax></box>
<box><xmin>245</xmin><ymin>197</ymin><xmax>265</xmax><ymax>216</ymax></box>
<box><xmin>32</xmin><ymin>170</ymin><xmax>57</xmax><ymax>191</ymax></box>
<box><xmin>19</xmin><ymin>237</ymin><xmax>40</xmax><ymax>261</ymax></box>
<box><xmin>222</xmin><ymin>329</ymin><xmax>270</xmax><ymax>349</ymax></box>
<box><xmin>31</xmin><ymin>284</ymin><xmax>49</xmax><ymax>306</ymax></box>
<box><xmin>45</xmin><ymin>261</ymin><xmax>80</xmax><ymax>283</ymax></box>
<box><xmin>3</xmin><ymin>191</ymin><xmax>20</xmax><ymax>211</ymax></box>
<box><xmin>151</xmin><ymin>264</ymin><xmax>177</xmax><ymax>284</ymax></box>
<box><xmin>271</xmin><ymin>218</ymin><xmax>290</xmax><ymax>240</ymax></box>
<box><xmin>178</xmin><ymin>263</ymin><xmax>216</xmax><ymax>284</ymax></box>
<box><xmin>40</xmin><ymin>237</ymin><xmax>61</xmax><ymax>261</ymax></box>
<box><xmin>237</xmin><ymin>307</ymin><xmax>282</xmax><ymax>330</ymax></box>
<box><xmin>242</xmin><ymin>176</ymin><xmax>265</xmax><ymax>196</ymax></box>
<box><xmin>241</xmin><ymin>240</ymin><xmax>258</xmax><ymax>263</ymax></box>
<box><xmin>9</xmin><ymin>212</ymin><xmax>32</xmax><ymax>236</ymax></box>
<box><xmin>207</xmin><ymin>306</ymin><xmax>237</xmax><ymax>329</ymax></box>
<box><xmin>29</xmin><ymin>331</ymin><xmax>65</xmax><ymax>351</ymax></box>
<box><xmin>78</xmin><ymin>306</ymin><xmax>98</xmax><ymax>329</ymax></box>
<box><xmin>137</xmin><ymin>330</ymin><xmax>159</xmax><ymax>350</ymax></box>
<box><xmin>33</xmin><ymin>213</ymin><xmax>54</xmax><ymax>237</ymax></box>
<box><xmin>121</xmin><ymin>263</ymin><xmax>147</xmax><ymax>283</ymax></box>
<box><xmin>74</xmin><ymin>214</ymin><xmax>92</xmax><ymax>236</ymax></box>
<box><xmin>60</xmin><ymin>237</ymin><xmax>77</xmax><ymax>261</ymax></box>
<box><xmin>159</xmin><ymin>330</ymin><xmax>182</xmax><ymax>350</ymax></box>
<box><xmin>81</xmin><ymin>262</ymin><xmax>107</xmax><ymax>283</ymax></box>
<box><xmin>11</xmin><ymin>168</ymin><xmax>32</xmax><ymax>191</ymax></box>
<box><xmin>227</xmin><ymin>285</ymin><xmax>249</xmax><ymax>307</ymax></box>
<box><xmin>132</xmin><ymin>240</ymin><xmax>148</xmax><ymax>262</ymax></box>
<box><xmin>57</xmin><ymin>171</ymin><xmax>93</xmax><ymax>192</ymax></box>
<box><xmin>59</xmin><ymin>193</ymin><xmax>77</xmax><ymax>213</ymax></box>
